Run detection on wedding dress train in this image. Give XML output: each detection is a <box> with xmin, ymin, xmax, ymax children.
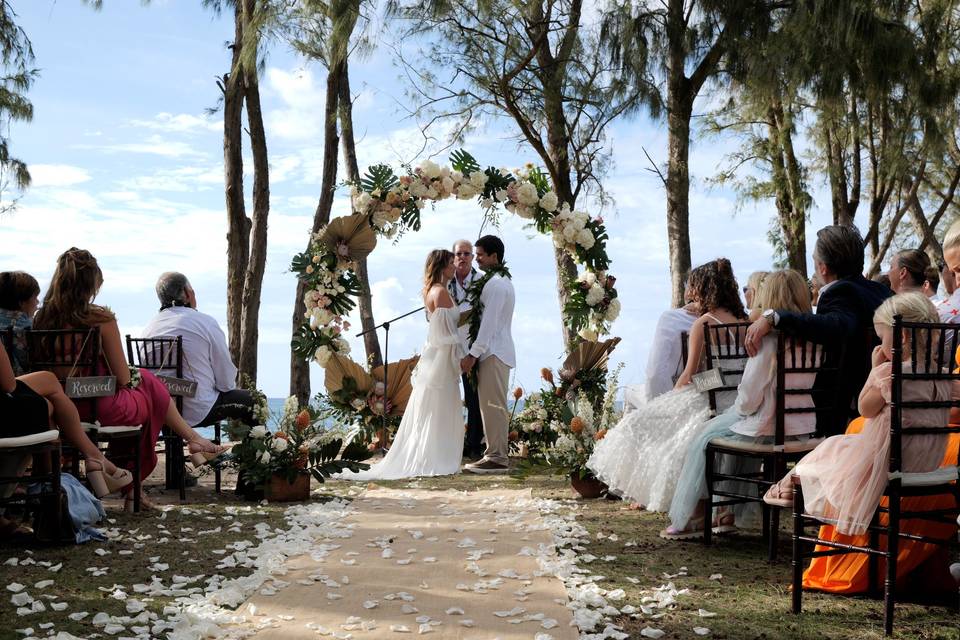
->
<box><xmin>337</xmin><ymin>306</ymin><xmax>465</xmax><ymax>480</ymax></box>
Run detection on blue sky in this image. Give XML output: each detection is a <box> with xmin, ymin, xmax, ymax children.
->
<box><xmin>2</xmin><ymin>1</ymin><xmax>837</xmax><ymax>398</ymax></box>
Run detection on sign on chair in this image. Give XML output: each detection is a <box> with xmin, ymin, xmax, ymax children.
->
<box><xmin>692</xmin><ymin>368</ymin><xmax>725</xmax><ymax>393</ymax></box>
<box><xmin>65</xmin><ymin>376</ymin><xmax>117</xmax><ymax>398</ymax></box>
<box><xmin>156</xmin><ymin>375</ymin><xmax>198</xmax><ymax>398</ymax></box>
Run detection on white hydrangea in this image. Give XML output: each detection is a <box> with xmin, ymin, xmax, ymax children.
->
<box><xmin>469</xmin><ymin>171</ymin><xmax>488</xmax><ymax>189</ymax></box>
<box><xmin>372</xmin><ymin>211</ymin><xmax>389</xmax><ymax>229</ymax></box>
<box><xmin>334</xmin><ymin>337</ymin><xmax>351</xmax><ymax>354</ymax></box>
<box><xmin>563</xmin><ymin>224</ymin><xmax>579</xmax><ymax>241</ymax></box>
<box><xmin>605</xmin><ymin>298</ymin><xmax>621</xmax><ymax>321</ymax></box>
<box><xmin>271</xmin><ymin>437</ymin><xmax>289</xmax><ymax>453</ymax></box>
<box><xmin>578</xmin><ymin>271</ymin><xmax>597</xmax><ymax>286</ymax></box>
<box><xmin>571</xmin><ymin>210</ymin><xmax>589</xmax><ymax>230</ymax></box>
<box><xmin>309</xmin><ymin>307</ymin><xmax>334</xmax><ymax>329</ymax></box>
<box><xmin>441</xmin><ymin>176</ymin><xmax>455</xmax><ymax>194</ymax></box>
<box><xmin>578</xmin><ymin>327</ymin><xmax>599</xmax><ymax>342</ymax></box>
<box><xmin>249</xmin><ymin>424</ymin><xmax>268</xmax><ymax>439</ymax></box>
<box><xmin>515</xmin><ymin>204</ymin><xmax>534</xmax><ymax>219</ymax></box>
<box><xmin>539</xmin><ymin>191</ymin><xmax>558</xmax><ymax>212</ymax></box>
<box><xmin>419</xmin><ymin>159</ymin><xmax>442</xmax><ymax>179</ymax></box>
<box><xmin>353</xmin><ymin>191</ymin><xmax>373</xmax><ymax>212</ymax></box>
<box><xmin>577</xmin><ymin>228</ymin><xmax>596</xmax><ymax>250</ymax></box>
<box><xmin>585</xmin><ymin>283</ymin><xmax>605</xmax><ymax>306</ymax></box>
<box><xmin>408</xmin><ymin>181</ymin><xmax>428</xmax><ymax>198</ymax></box>
<box><xmin>516</xmin><ymin>182</ymin><xmax>540</xmax><ymax>206</ymax></box>
<box><xmin>314</xmin><ymin>345</ymin><xmax>332</xmax><ymax>367</ymax></box>
<box><xmin>457</xmin><ymin>184</ymin><xmax>477</xmax><ymax>200</ymax></box>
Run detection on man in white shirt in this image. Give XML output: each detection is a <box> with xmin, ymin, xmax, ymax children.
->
<box><xmin>142</xmin><ymin>272</ymin><xmax>255</xmax><ymax>428</ymax></box>
<box><xmin>461</xmin><ymin>235</ymin><xmax>515</xmax><ymax>474</ymax></box>
<box><xmin>449</xmin><ymin>239</ymin><xmax>484</xmax><ymax>460</ymax></box>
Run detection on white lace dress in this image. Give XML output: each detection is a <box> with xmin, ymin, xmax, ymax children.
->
<box><xmin>337</xmin><ymin>306</ymin><xmax>466</xmax><ymax>480</ymax></box>
<box><xmin>587</xmin><ymin>350</ymin><xmax>744</xmax><ymax>511</ymax></box>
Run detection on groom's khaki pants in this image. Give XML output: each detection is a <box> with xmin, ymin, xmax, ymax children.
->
<box><xmin>477</xmin><ymin>355</ymin><xmax>511</xmax><ymax>465</ymax></box>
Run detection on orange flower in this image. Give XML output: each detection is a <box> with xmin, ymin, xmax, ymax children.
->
<box><xmin>274</xmin><ymin>431</ymin><xmax>289</xmax><ymax>440</ymax></box>
<box><xmin>295</xmin><ymin>409</ymin><xmax>311</xmax><ymax>431</ymax></box>
<box><xmin>594</xmin><ymin>429</ymin><xmax>608</xmax><ymax>441</ymax></box>
<box><xmin>569</xmin><ymin>417</ymin><xmax>585</xmax><ymax>434</ymax></box>
<box><xmin>513</xmin><ymin>387</ymin><xmax>523</xmax><ymax>400</ymax></box>
<box><xmin>541</xmin><ymin>367</ymin><xmax>554</xmax><ymax>384</ymax></box>
<box><xmin>509</xmin><ymin>430</ymin><xmax>519</xmax><ymax>441</ymax></box>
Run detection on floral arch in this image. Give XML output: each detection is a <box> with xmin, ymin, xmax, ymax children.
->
<box><xmin>291</xmin><ymin>149</ymin><xmax>620</xmax><ymax>369</ymax></box>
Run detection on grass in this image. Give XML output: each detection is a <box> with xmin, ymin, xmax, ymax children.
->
<box><xmin>0</xmin><ymin>472</ymin><xmax>956</xmax><ymax>640</ymax></box>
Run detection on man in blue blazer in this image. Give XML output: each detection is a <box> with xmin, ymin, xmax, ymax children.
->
<box><xmin>745</xmin><ymin>225</ymin><xmax>892</xmax><ymax>437</ymax></box>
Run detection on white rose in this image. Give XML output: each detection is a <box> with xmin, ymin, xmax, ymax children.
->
<box><xmin>372</xmin><ymin>211</ymin><xmax>388</xmax><ymax>229</ymax></box>
<box><xmin>314</xmin><ymin>345</ymin><xmax>332</xmax><ymax>367</ymax></box>
<box><xmin>353</xmin><ymin>191</ymin><xmax>372</xmax><ymax>211</ymax></box>
<box><xmin>576</xmin><ymin>228</ymin><xmax>596</xmax><ymax>250</ymax></box>
<box><xmin>514</xmin><ymin>204</ymin><xmax>534</xmax><ymax>219</ymax></box>
<box><xmin>409</xmin><ymin>181</ymin><xmax>427</xmax><ymax>198</ymax></box>
<box><xmin>259</xmin><ymin>450</ymin><xmax>271</xmax><ymax>464</ymax></box>
<box><xmin>250</xmin><ymin>424</ymin><xmax>268</xmax><ymax>439</ymax></box>
<box><xmin>469</xmin><ymin>171</ymin><xmax>487</xmax><ymax>189</ymax></box>
<box><xmin>586</xmin><ymin>283</ymin><xmax>605</xmax><ymax>306</ymax></box>
<box><xmin>457</xmin><ymin>184</ymin><xmax>476</xmax><ymax>200</ymax></box>
<box><xmin>539</xmin><ymin>191</ymin><xmax>558</xmax><ymax>212</ymax></box>
<box><xmin>605</xmin><ymin>298</ymin><xmax>621</xmax><ymax>321</ymax></box>
<box><xmin>516</xmin><ymin>182</ymin><xmax>539</xmax><ymax>206</ymax></box>
<box><xmin>578</xmin><ymin>271</ymin><xmax>597</xmax><ymax>286</ymax></box>
<box><xmin>571</xmin><ymin>211</ymin><xmax>588</xmax><ymax>231</ymax></box>
<box><xmin>441</xmin><ymin>176</ymin><xmax>455</xmax><ymax>194</ymax></box>
<box><xmin>419</xmin><ymin>159</ymin><xmax>442</xmax><ymax>179</ymax></box>
<box><xmin>271</xmin><ymin>437</ymin><xmax>289</xmax><ymax>453</ymax></box>
<box><xmin>563</xmin><ymin>225</ymin><xmax>578</xmax><ymax>241</ymax></box>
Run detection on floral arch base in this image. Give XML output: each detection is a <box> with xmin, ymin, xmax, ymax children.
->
<box><xmin>289</xmin><ymin>150</ymin><xmax>621</xmax><ymax>431</ymax></box>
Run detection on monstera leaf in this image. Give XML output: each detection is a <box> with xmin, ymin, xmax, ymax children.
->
<box><xmin>562</xmin><ymin>337</ymin><xmax>622</xmax><ymax>375</ymax></box>
<box><xmin>324</xmin><ymin>353</ymin><xmax>374</xmax><ymax>395</ymax></box>
<box><xmin>321</xmin><ymin>213</ymin><xmax>378</xmax><ymax>262</ymax></box>
<box><xmin>371</xmin><ymin>355</ymin><xmax>421</xmax><ymax>415</ymax></box>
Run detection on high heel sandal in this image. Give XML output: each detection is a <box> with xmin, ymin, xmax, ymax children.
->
<box><xmin>659</xmin><ymin>516</ymin><xmax>706</xmax><ymax>540</ymax></box>
<box><xmin>85</xmin><ymin>459</ymin><xmax>134</xmax><ymax>498</ymax></box>
<box><xmin>124</xmin><ymin>492</ymin><xmax>157</xmax><ymax>513</ymax></box>
<box><xmin>187</xmin><ymin>439</ymin><xmax>229</xmax><ymax>467</ymax></box>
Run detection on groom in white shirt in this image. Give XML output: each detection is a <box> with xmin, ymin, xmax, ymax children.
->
<box><xmin>461</xmin><ymin>235</ymin><xmax>515</xmax><ymax>474</ymax></box>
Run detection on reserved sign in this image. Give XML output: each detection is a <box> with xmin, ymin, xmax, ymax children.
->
<box><xmin>65</xmin><ymin>376</ymin><xmax>117</xmax><ymax>398</ymax></box>
<box><xmin>692</xmin><ymin>368</ymin><xmax>725</xmax><ymax>393</ymax></box>
<box><xmin>157</xmin><ymin>375</ymin><xmax>198</xmax><ymax>398</ymax></box>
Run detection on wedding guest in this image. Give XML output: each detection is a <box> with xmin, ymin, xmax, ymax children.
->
<box><xmin>661</xmin><ymin>270</ymin><xmax>817</xmax><ymax>538</ymax></box>
<box><xmin>763</xmin><ymin>293</ymin><xmax>954</xmax><ymax>537</ymax></box>
<box><xmin>922</xmin><ymin>265</ymin><xmax>941</xmax><ymax>302</ymax></box>
<box><xmin>743</xmin><ymin>271</ymin><xmax>768</xmax><ymax>317</ymax></box>
<box><xmin>938</xmin><ymin>224</ymin><xmax>960</xmax><ymax>322</ymax></box>
<box><xmin>142</xmin><ymin>272</ymin><xmax>255</xmax><ymax>428</ymax></box>
<box><xmin>448</xmin><ymin>239</ymin><xmax>483</xmax><ymax>460</ymax></box>
<box><xmin>0</xmin><ymin>271</ymin><xmax>40</xmax><ymax>375</ymax></box>
<box><xmin>0</xmin><ymin>342</ymin><xmax>133</xmax><ymax>500</ymax></box>
<box><xmin>636</xmin><ymin>276</ymin><xmax>698</xmax><ymax>404</ymax></box>
<box><xmin>33</xmin><ymin>248</ymin><xmax>225</xmax><ymax>511</ymax></box>
<box><xmin>872</xmin><ymin>272</ymin><xmax>892</xmax><ymax>291</ymax></box>
<box><xmin>588</xmin><ymin>258</ymin><xmax>747</xmax><ymax>511</ymax></box>
<box><xmin>746</xmin><ymin>225</ymin><xmax>891</xmax><ymax>436</ymax></box>
<box><xmin>888</xmin><ymin>248</ymin><xmax>930</xmax><ymax>294</ymax></box>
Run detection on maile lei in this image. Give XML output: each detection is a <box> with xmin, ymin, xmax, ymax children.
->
<box><xmin>466</xmin><ymin>262</ymin><xmax>512</xmax><ymax>350</ymax></box>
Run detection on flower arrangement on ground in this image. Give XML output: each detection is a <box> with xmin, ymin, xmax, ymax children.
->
<box><xmin>226</xmin><ymin>395</ymin><xmax>372</xmax><ymax>493</ymax></box>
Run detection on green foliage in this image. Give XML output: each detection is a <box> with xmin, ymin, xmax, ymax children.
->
<box><xmin>449</xmin><ymin>148</ymin><xmax>481</xmax><ymax>175</ymax></box>
<box><xmin>359</xmin><ymin>163</ymin><xmax>399</xmax><ymax>194</ymax></box>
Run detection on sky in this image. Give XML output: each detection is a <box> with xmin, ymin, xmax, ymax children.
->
<box><xmin>1</xmin><ymin>1</ymin><xmax>838</xmax><ymax>399</ymax></box>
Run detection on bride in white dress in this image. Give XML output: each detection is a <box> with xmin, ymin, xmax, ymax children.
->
<box><xmin>338</xmin><ymin>249</ymin><xmax>466</xmax><ymax>480</ymax></box>
<box><xmin>587</xmin><ymin>258</ymin><xmax>748</xmax><ymax>511</ymax></box>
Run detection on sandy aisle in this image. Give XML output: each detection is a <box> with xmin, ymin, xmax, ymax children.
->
<box><xmin>243</xmin><ymin>487</ymin><xmax>577</xmax><ymax>640</ymax></box>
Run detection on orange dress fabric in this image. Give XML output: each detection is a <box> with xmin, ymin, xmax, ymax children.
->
<box><xmin>802</xmin><ymin>392</ymin><xmax>960</xmax><ymax>593</ymax></box>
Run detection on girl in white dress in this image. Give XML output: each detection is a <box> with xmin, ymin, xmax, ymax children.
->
<box><xmin>588</xmin><ymin>258</ymin><xmax>747</xmax><ymax>511</ymax></box>
<box><xmin>338</xmin><ymin>249</ymin><xmax>466</xmax><ymax>480</ymax></box>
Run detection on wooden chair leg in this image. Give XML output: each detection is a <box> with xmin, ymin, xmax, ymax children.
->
<box><xmin>868</xmin><ymin>519</ymin><xmax>880</xmax><ymax>597</ymax></box>
<box><xmin>133</xmin><ymin>435</ymin><xmax>142</xmax><ymax>514</ymax></box>
<box><xmin>178</xmin><ymin>446</ymin><xmax>186</xmax><ymax>502</ymax></box>
<box><xmin>768</xmin><ymin>507</ymin><xmax>780</xmax><ymax>563</ymax></box>
<box><xmin>703</xmin><ymin>448</ymin><xmax>714</xmax><ymax>547</ymax></box>
<box><xmin>791</xmin><ymin>483</ymin><xmax>804</xmax><ymax>614</ymax></box>
<box><xmin>50</xmin><ymin>445</ymin><xmax>61</xmax><ymax>538</ymax></box>
<box><xmin>214</xmin><ymin>422</ymin><xmax>222</xmax><ymax>494</ymax></box>
<box><xmin>884</xmin><ymin>490</ymin><xmax>900</xmax><ymax>636</ymax></box>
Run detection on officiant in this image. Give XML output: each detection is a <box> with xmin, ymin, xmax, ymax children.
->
<box><xmin>450</xmin><ymin>239</ymin><xmax>484</xmax><ymax>460</ymax></box>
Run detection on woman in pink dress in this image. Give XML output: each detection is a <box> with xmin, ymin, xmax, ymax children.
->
<box><xmin>33</xmin><ymin>248</ymin><xmax>226</xmax><ymax>510</ymax></box>
<box><xmin>764</xmin><ymin>291</ymin><xmax>955</xmax><ymax>536</ymax></box>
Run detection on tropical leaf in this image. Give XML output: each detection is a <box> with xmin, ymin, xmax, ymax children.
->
<box><xmin>321</xmin><ymin>213</ymin><xmax>377</xmax><ymax>261</ymax></box>
<box><xmin>450</xmin><ymin>148</ymin><xmax>481</xmax><ymax>174</ymax></box>
<box><xmin>325</xmin><ymin>354</ymin><xmax>374</xmax><ymax>395</ymax></box>
<box><xmin>371</xmin><ymin>355</ymin><xmax>421</xmax><ymax>415</ymax></box>
<box><xmin>359</xmin><ymin>164</ymin><xmax>399</xmax><ymax>194</ymax></box>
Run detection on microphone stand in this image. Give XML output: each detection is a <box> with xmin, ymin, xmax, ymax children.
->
<box><xmin>356</xmin><ymin>306</ymin><xmax>425</xmax><ymax>447</ymax></box>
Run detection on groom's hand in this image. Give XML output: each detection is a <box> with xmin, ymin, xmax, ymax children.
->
<box><xmin>461</xmin><ymin>355</ymin><xmax>476</xmax><ymax>373</ymax></box>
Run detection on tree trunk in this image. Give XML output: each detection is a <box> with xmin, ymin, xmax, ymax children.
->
<box><xmin>238</xmin><ymin>37</ymin><xmax>270</xmax><ymax>383</ymax></box>
<box><xmin>290</xmin><ymin>60</ymin><xmax>344</xmax><ymax>404</ymax></box>
<box><xmin>773</xmin><ymin>102</ymin><xmax>807</xmax><ymax>277</ymax></box>
<box><xmin>666</xmin><ymin>92</ymin><xmax>693</xmax><ymax>307</ymax></box>
<box><xmin>339</xmin><ymin>59</ymin><xmax>382</xmax><ymax>367</ymax></box>
<box><xmin>224</xmin><ymin>4</ymin><xmax>249</xmax><ymax>368</ymax></box>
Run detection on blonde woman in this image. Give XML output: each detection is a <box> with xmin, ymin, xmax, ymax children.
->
<box><xmin>743</xmin><ymin>270</ymin><xmax>768</xmax><ymax>320</ymax></box>
<box><xmin>338</xmin><ymin>249</ymin><xmax>466</xmax><ymax>480</ymax></box>
<box><xmin>662</xmin><ymin>270</ymin><xmax>817</xmax><ymax>538</ymax></box>
<box><xmin>763</xmin><ymin>292</ymin><xmax>954</xmax><ymax>535</ymax></box>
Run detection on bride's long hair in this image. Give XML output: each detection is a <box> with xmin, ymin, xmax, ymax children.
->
<box><xmin>422</xmin><ymin>249</ymin><xmax>454</xmax><ymax>298</ymax></box>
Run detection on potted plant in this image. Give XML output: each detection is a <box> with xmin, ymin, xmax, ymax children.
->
<box><xmin>226</xmin><ymin>395</ymin><xmax>372</xmax><ymax>502</ymax></box>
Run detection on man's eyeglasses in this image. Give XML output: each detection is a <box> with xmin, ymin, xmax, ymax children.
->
<box><xmin>455</xmin><ymin>252</ymin><xmax>473</xmax><ymax>257</ymax></box>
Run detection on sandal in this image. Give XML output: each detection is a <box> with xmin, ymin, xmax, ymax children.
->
<box><xmin>85</xmin><ymin>459</ymin><xmax>134</xmax><ymax>498</ymax></box>
<box><xmin>763</xmin><ymin>483</ymin><xmax>794</xmax><ymax>508</ymax></box>
<box><xmin>659</xmin><ymin>517</ymin><xmax>706</xmax><ymax>540</ymax></box>
<box><xmin>124</xmin><ymin>492</ymin><xmax>158</xmax><ymax>513</ymax></box>
<box><xmin>0</xmin><ymin>516</ymin><xmax>33</xmax><ymax>542</ymax></box>
<box><xmin>187</xmin><ymin>439</ymin><xmax>229</xmax><ymax>467</ymax></box>
<box><xmin>711</xmin><ymin>511</ymin><xmax>737</xmax><ymax>534</ymax></box>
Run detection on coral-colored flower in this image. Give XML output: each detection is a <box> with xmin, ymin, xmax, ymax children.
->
<box><xmin>541</xmin><ymin>367</ymin><xmax>554</xmax><ymax>384</ymax></box>
<box><xmin>594</xmin><ymin>429</ymin><xmax>608</xmax><ymax>441</ymax></box>
<box><xmin>569</xmin><ymin>417</ymin><xmax>585</xmax><ymax>434</ymax></box>
<box><xmin>509</xmin><ymin>430</ymin><xmax>519</xmax><ymax>442</ymax></box>
<box><xmin>295</xmin><ymin>409</ymin><xmax>311</xmax><ymax>431</ymax></box>
<box><xmin>513</xmin><ymin>387</ymin><xmax>523</xmax><ymax>400</ymax></box>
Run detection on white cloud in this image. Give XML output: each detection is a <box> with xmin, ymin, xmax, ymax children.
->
<box><xmin>127</xmin><ymin>112</ymin><xmax>220</xmax><ymax>135</ymax></box>
<box><xmin>117</xmin><ymin>164</ymin><xmax>223</xmax><ymax>192</ymax></box>
<box><xmin>28</xmin><ymin>164</ymin><xmax>92</xmax><ymax>187</ymax></box>
<box><xmin>265</xmin><ymin>67</ymin><xmax>327</xmax><ymax>141</ymax></box>
<box><xmin>74</xmin><ymin>134</ymin><xmax>206</xmax><ymax>159</ymax></box>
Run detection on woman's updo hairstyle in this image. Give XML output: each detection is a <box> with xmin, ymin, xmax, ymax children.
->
<box><xmin>894</xmin><ymin>249</ymin><xmax>931</xmax><ymax>288</ymax></box>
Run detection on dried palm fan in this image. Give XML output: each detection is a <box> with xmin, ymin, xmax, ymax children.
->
<box><xmin>371</xmin><ymin>355</ymin><xmax>421</xmax><ymax>415</ymax></box>
<box><xmin>560</xmin><ymin>336</ymin><xmax>622</xmax><ymax>380</ymax></box>
<box><xmin>320</xmin><ymin>213</ymin><xmax>378</xmax><ymax>262</ymax></box>
<box><xmin>324</xmin><ymin>353</ymin><xmax>374</xmax><ymax>395</ymax></box>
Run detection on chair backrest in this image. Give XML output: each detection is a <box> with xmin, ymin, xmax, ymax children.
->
<box><xmin>26</xmin><ymin>327</ymin><xmax>103</xmax><ymax>421</ymax></box>
<box><xmin>126</xmin><ymin>335</ymin><xmax>184</xmax><ymax>410</ymax></box>
<box><xmin>774</xmin><ymin>332</ymin><xmax>839</xmax><ymax>445</ymax></box>
<box><xmin>890</xmin><ymin>316</ymin><xmax>960</xmax><ymax>474</ymax></box>
<box><xmin>703</xmin><ymin>321</ymin><xmax>751</xmax><ymax>414</ymax></box>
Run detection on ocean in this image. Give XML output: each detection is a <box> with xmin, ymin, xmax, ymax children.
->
<box><xmin>193</xmin><ymin>397</ymin><xmax>290</xmax><ymax>440</ymax></box>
